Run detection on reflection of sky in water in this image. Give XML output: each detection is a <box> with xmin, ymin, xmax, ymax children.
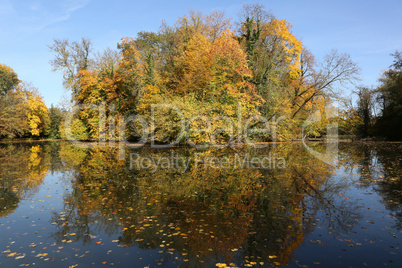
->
<box><xmin>0</xmin><ymin>141</ymin><xmax>401</xmax><ymax>267</ymax></box>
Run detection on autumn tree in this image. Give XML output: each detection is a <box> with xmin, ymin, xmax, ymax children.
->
<box><xmin>291</xmin><ymin>49</ymin><xmax>360</xmax><ymax>119</ymax></box>
<box><xmin>49</xmin><ymin>38</ymin><xmax>93</xmax><ymax>100</ymax></box>
<box><xmin>237</xmin><ymin>4</ymin><xmax>302</xmax><ymax>124</ymax></box>
<box><xmin>337</xmin><ymin>99</ymin><xmax>363</xmax><ymax>136</ymax></box>
<box><xmin>0</xmin><ymin>64</ymin><xmax>49</xmax><ymax>139</ymax></box>
<box><xmin>0</xmin><ymin>63</ymin><xmax>20</xmax><ymax>96</ymax></box>
<box><xmin>0</xmin><ymin>64</ymin><xmax>26</xmax><ymax>138</ymax></box>
<box><xmin>0</xmin><ymin>91</ymin><xmax>29</xmax><ymax>138</ymax></box>
<box><xmin>16</xmin><ymin>82</ymin><xmax>50</xmax><ymax>137</ymax></box>
<box><xmin>48</xmin><ymin>8</ymin><xmax>362</xmax><ymax>143</ymax></box>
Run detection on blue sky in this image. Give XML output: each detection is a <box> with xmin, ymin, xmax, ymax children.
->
<box><xmin>1</xmin><ymin>0</ymin><xmax>401</xmax><ymax>107</ymax></box>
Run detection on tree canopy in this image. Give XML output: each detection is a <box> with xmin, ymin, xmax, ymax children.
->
<box><xmin>48</xmin><ymin>5</ymin><xmax>361</xmax><ymax>143</ymax></box>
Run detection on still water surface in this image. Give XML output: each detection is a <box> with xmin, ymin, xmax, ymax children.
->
<box><xmin>0</xmin><ymin>141</ymin><xmax>401</xmax><ymax>267</ymax></box>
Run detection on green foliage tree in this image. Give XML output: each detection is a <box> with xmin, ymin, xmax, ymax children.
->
<box><xmin>375</xmin><ymin>51</ymin><xmax>402</xmax><ymax>140</ymax></box>
<box><xmin>60</xmin><ymin>116</ymin><xmax>89</xmax><ymax>141</ymax></box>
<box><xmin>48</xmin><ymin>104</ymin><xmax>63</xmax><ymax>139</ymax></box>
<box><xmin>71</xmin><ymin>118</ymin><xmax>89</xmax><ymax>141</ymax></box>
<box><xmin>355</xmin><ymin>86</ymin><xmax>374</xmax><ymax>137</ymax></box>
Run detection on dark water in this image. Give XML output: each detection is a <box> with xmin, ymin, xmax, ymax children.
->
<box><xmin>0</xmin><ymin>141</ymin><xmax>401</xmax><ymax>267</ymax></box>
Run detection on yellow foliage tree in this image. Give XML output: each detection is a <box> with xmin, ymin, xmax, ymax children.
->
<box><xmin>16</xmin><ymin>83</ymin><xmax>50</xmax><ymax>136</ymax></box>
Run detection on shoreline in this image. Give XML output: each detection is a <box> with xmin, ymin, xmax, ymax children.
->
<box><xmin>1</xmin><ymin>139</ymin><xmax>401</xmax><ymax>146</ymax></box>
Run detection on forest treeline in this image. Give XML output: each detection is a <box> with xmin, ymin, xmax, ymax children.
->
<box><xmin>0</xmin><ymin>4</ymin><xmax>401</xmax><ymax>141</ymax></box>
<box><xmin>0</xmin><ymin>63</ymin><xmax>61</xmax><ymax>139</ymax></box>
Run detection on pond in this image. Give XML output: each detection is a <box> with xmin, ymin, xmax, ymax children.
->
<box><xmin>0</xmin><ymin>141</ymin><xmax>401</xmax><ymax>267</ymax></box>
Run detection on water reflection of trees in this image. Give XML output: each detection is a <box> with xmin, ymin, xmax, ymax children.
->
<box><xmin>49</xmin><ymin>143</ymin><xmax>365</xmax><ymax>266</ymax></box>
<box><xmin>339</xmin><ymin>142</ymin><xmax>402</xmax><ymax>230</ymax></box>
<box><xmin>1</xmin><ymin>141</ymin><xmax>400</xmax><ymax>265</ymax></box>
<box><xmin>0</xmin><ymin>141</ymin><xmax>87</xmax><ymax>218</ymax></box>
<box><xmin>0</xmin><ymin>143</ymin><xmax>50</xmax><ymax>217</ymax></box>
<box><xmin>370</xmin><ymin>143</ymin><xmax>402</xmax><ymax>230</ymax></box>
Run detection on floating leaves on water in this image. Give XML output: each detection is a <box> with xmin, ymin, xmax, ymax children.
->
<box><xmin>7</xmin><ymin>252</ymin><xmax>20</xmax><ymax>257</ymax></box>
<box><xmin>0</xmin><ymin>141</ymin><xmax>401</xmax><ymax>267</ymax></box>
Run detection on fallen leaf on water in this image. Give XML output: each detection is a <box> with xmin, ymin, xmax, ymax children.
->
<box><xmin>7</xmin><ymin>252</ymin><xmax>19</xmax><ymax>257</ymax></box>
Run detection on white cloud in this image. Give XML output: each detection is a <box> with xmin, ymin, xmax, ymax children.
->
<box><xmin>62</xmin><ymin>0</ymin><xmax>90</xmax><ymax>12</ymax></box>
<box><xmin>0</xmin><ymin>0</ymin><xmax>90</xmax><ymax>42</ymax></box>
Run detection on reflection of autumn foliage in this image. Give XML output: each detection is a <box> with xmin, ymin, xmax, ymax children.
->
<box><xmin>58</xmin><ymin>143</ymin><xmax>88</xmax><ymax>168</ymax></box>
<box><xmin>49</xmin><ymin>143</ymin><xmax>351</xmax><ymax>266</ymax></box>
<box><xmin>24</xmin><ymin>145</ymin><xmax>48</xmax><ymax>189</ymax></box>
<box><xmin>1</xmin><ymin>141</ymin><xmax>399</xmax><ymax>266</ymax></box>
<box><xmin>0</xmin><ymin>143</ymin><xmax>50</xmax><ymax>217</ymax></box>
<box><xmin>0</xmin><ymin>188</ymin><xmax>19</xmax><ymax>218</ymax></box>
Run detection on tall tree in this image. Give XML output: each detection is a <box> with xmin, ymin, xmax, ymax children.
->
<box><xmin>49</xmin><ymin>38</ymin><xmax>93</xmax><ymax>100</ymax></box>
<box><xmin>290</xmin><ymin>49</ymin><xmax>360</xmax><ymax>119</ymax></box>
<box><xmin>375</xmin><ymin>51</ymin><xmax>402</xmax><ymax>140</ymax></box>
<box><xmin>355</xmin><ymin>86</ymin><xmax>374</xmax><ymax>137</ymax></box>
<box><xmin>17</xmin><ymin>82</ymin><xmax>50</xmax><ymax>137</ymax></box>
<box><xmin>0</xmin><ymin>91</ymin><xmax>28</xmax><ymax>138</ymax></box>
<box><xmin>0</xmin><ymin>63</ymin><xmax>20</xmax><ymax>96</ymax></box>
<box><xmin>237</xmin><ymin>4</ymin><xmax>302</xmax><ymax>120</ymax></box>
<box><xmin>48</xmin><ymin>105</ymin><xmax>63</xmax><ymax>139</ymax></box>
